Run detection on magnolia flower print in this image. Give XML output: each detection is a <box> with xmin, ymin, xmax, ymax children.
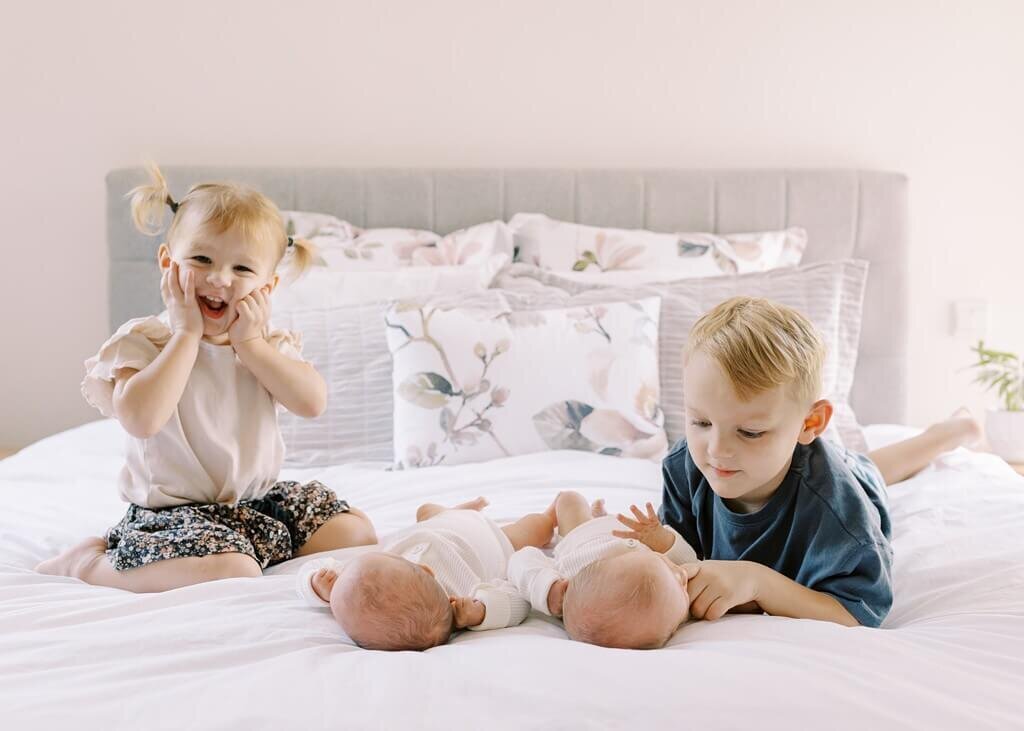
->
<box><xmin>387</xmin><ymin>306</ymin><xmax>513</xmax><ymax>462</ymax></box>
<box><xmin>572</xmin><ymin>232</ymin><xmax>645</xmax><ymax>272</ymax></box>
<box><xmin>411</xmin><ymin>232</ymin><xmax>484</xmax><ymax>266</ymax></box>
<box><xmin>567</xmin><ymin>306</ymin><xmax>612</xmax><ymax>343</ymax></box>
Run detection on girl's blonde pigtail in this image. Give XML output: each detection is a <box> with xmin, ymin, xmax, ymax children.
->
<box><xmin>283</xmin><ymin>237</ymin><xmax>319</xmax><ymax>280</ymax></box>
<box><xmin>127</xmin><ymin>162</ymin><xmax>175</xmax><ymax>236</ymax></box>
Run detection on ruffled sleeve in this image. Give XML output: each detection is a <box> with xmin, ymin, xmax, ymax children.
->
<box><xmin>266</xmin><ymin>327</ymin><xmax>306</xmax><ymax>363</ymax></box>
<box><xmin>81</xmin><ymin>315</ymin><xmax>172</xmax><ymax>418</ymax></box>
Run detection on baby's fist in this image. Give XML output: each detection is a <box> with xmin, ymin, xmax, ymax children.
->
<box><xmin>450</xmin><ymin>596</ymin><xmax>486</xmax><ymax>628</ymax></box>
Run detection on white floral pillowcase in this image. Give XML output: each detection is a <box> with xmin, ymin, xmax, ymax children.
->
<box><xmin>282</xmin><ymin>210</ymin><xmax>513</xmax><ymax>271</ymax></box>
<box><xmin>386</xmin><ymin>297</ymin><xmax>667</xmax><ymax>469</ymax></box>
<box><xmin>509</xmin><ymin>213</ymin><xmax>806</xmax><ymax>278</ymax></box>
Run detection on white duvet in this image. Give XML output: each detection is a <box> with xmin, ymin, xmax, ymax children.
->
<box><xmin>2</xmin><ymin>420</ymin><xmax>1024</xmax><ymax>730</ymax></box>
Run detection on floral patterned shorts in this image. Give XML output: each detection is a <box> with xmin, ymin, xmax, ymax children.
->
<box><xmin>105</xmin><ymin>480</ymin><xmax>350</xmax><ymax>571</ymax></box>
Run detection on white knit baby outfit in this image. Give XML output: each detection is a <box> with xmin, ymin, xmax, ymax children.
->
<box><xmin>507</xmin><ymin>515</ymin><xmax>697</xmax><ymax>615</ymax></box>
<box><xmin>297</xmin><ymin>509</ymin><xmax>531</xmax><ymax>631</ymax></box>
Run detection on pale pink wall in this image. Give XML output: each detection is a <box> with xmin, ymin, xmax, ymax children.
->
<box><xmin>1</xmin><ymin>0</ymin><xmax>1021</xmax><ymax>448</ymax></box>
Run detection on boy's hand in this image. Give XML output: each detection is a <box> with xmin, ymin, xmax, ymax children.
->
<box><xmin>311</xmin><ymin>567</ymin><xmax>339</xmax><ymax>603</ymax></box>
<box><xmin>230</xmin><ymin>285</ymin><xmax>272</xmax><ymax>347</ymax></box>
<box><xmin>613</xmin><ymin>502</ymin><xmax>675</xmax><ymax>554</ymax></box>
<box><xmin>686</xmin><ymin>560</ymin><xmax>762</xmax><ymax>621</ymax></box>
<box><xmin>162</xmin><ymin>261</ymin><xmax>203</xmax><ymax>338</ymax></box>
<box><xmin>450</xmin><ymin>597</ymin><xmax>486</xmax><ymax>628</ymax></box>
<box><xmin>547</xmin><ymin>578</ymin><xmax>569</xmax><ymax>617</ymax></box>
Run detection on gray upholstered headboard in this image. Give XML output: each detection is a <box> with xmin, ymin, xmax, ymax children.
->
<box><xmin>106</xmin><ymin>167</ymin><xmax>909</xmax><ymax>425</ymax></box>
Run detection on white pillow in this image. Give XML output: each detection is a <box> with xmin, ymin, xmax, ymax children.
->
<box><xmin>273</xmin><ymin>254</ymin><xmax>509</xmax><ymax>312</ymax></box>
<box><xmin>282</xmin><ymin>210</ymin><xmax>513</xmax><ymax>271</ymax></box>
<box><xmin>386</xmin><ymin>297</ymin><xmax>667</xmax><ymax>468</ymax></box>
<box><xmin>494</xmin><ymin>260</ymin><xmax>870</xmax><ymax>452</ymax></box>
<box><xmin>509</xmin><ymin>213</ymin><xmax>806</xmax><ymax>277</ymax></box>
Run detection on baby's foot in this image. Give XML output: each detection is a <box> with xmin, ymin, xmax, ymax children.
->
<box><xmin>35</xmin><ymin>537</ymin><xmax>108</xmax><ymax>579</ymax></box>
<box><xmin>454</xmin><ymin>496</ymin><xmax>489</xmax><ymax>512</ymax></box>
<box><xmin>591</xmin><ymin>499</ymin><xmax>607</xmax><ymax>518</ymax></box>
<box><xmin>931</xmin><ymin>408</ymin><xmax>985</xmax><ymax>451</ymax></box>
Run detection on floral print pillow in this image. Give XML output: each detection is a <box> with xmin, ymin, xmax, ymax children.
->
<box><xmin>509</xmin><ymin>213</ymin><xmax>806</xmax><ymax>277</ymax></box>
<box><xmin>282</xmin><ymin>211</ymin><xmax>513</xmax><ymax>271</ymax></box>
<box><xmin>385</xmin><ymin>297</ymin><xmax>666</xmax><ymax>469</ymax></box>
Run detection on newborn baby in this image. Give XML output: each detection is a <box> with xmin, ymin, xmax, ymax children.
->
<box><xmin>509</xmin><ymin>491</ymin><xmax>697</xmax><ymax>649</ymax></box>
<box><xmin>297</xmin><ymin>497</ymin><xmax>555</xmax><ymax>650</ymax></box>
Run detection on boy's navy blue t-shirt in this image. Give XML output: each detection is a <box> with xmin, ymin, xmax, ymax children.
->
<box><xmin>660</xmin><ymin>437</ymin><xmax>893</xmax><ymax>627</ymax></box>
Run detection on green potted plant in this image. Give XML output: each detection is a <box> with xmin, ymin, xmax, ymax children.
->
<box><xmin>968</xmin><ymin>340</ymin><xmax>1024</xmax><ymax>463</ymax></box>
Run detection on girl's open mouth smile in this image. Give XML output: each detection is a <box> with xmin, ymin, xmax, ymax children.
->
<box><xmin>199</xmin><ymin>295</ymin><xmax>228</xmax><ymax>320</ymax></box>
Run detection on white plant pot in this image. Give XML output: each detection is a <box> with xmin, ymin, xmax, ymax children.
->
<box><xmin>986</xmin><ymin>409</ymin><xmax>1024</xmax><ymax>463</ymax></box>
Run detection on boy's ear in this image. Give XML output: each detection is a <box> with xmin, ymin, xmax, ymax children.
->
<box><xmin>798</xmin><ymin>399</ymin><xmax>834</xmax><ymax>445</ymax></box>
<box><xmin>157</xmin><ymin>243</ymin><xmax>171</xmax><ymax>271</ymax></box>
<box><xmin>263</xmin><ymin>274</ymin><xmax>279</xmax><ymax>295</ymax></box>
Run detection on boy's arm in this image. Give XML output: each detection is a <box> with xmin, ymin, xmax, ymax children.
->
<box><xmin>687</xmin><ymin>560</ymin><xmax>861</xmax><ymax>626</ymax></box>
<box><xmin>112</xmin><ymin>330</ymin><xmax>200</xmax><ymax>439</ymax></box>
<box><xmin>234</xmin><ymin>338</ymin><xmax>327</xmax><ymax>418</ymax></box>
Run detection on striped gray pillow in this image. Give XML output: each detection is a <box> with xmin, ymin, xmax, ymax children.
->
<box><xmin>493</xmin><ymin>260</ymin><xmax>869</xmax><ymax>452</ymax></box>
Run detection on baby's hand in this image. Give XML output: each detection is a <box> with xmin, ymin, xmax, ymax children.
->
<box><xmin>310</xmin><ymin>567</ymin><xmax>338</xmax><ymax>603</ymax></box>
<box><xmin>450</xmin><ymin>596</ymin><xmax>486</xmax><ymax>629</ymax></box>
<box><xmin>229</xmin><ymin>285</ymin><xmax>272</xmax><ymax>348</ymax></box>
<box><xmin>613</xmin><ymin>502</ymin><xmax>675</xmax><ymax>554</ymax></box>
<box><xmin>547</xmin><ymin>578</ymin><xmax>569</xmax><ymax>617</ymax></box>
<box><xmin>161</xmin><ymin>261</ymin><xmax>203</xmax><ymax>338</ymax></box>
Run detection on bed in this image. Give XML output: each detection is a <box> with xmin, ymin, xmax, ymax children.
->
<box><xmin>3</xmin><ymin>169</ymin><xmax>1023</xmax><ymax>730</ymax></box>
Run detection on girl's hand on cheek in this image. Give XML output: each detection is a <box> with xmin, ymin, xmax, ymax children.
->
<box><xmin>161</xmin><ymin>261</ymin><xmax>203</xmax><ymax>338</ymax></box>
<box><xmin>229</xmin><ymin>285</ymin><xmax>272</xmax><ymax>347</ymax></box>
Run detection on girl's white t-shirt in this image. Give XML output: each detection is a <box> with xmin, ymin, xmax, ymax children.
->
<box><xmin>82</xmin><ymin>312</ymin><xmax>306</xmax><ymax>509</ymax></box>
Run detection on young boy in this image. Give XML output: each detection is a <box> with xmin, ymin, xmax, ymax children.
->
<box><xmin>614</xmin><ymin>297</ymin><xmax>980</xmax><ymax>628</ymax></box>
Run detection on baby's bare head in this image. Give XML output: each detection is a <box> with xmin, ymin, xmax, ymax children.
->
<box><xmin>563</xmin><ymin>551</ymin><xmax>690</xmax><ymax>650</ymax></box>
<box><xmin>330</xmin><ymin>553</ymin><xmax>453</xmax><ymax>651</ymax></box>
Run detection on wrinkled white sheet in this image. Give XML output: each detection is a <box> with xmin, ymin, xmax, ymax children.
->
<box><xmin>2</xmin><ymin>419</ymin><xmax>1023</xmax><ymax>730</ymax></box>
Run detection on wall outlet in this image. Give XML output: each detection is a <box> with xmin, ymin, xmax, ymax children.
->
<box><xmin>951</xmin><ymin>298</ymin><xmax>989</xmax><ymax>338</ymax></box>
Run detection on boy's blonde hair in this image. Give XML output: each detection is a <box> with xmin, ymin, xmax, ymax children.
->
<box><xmin>684</xmin><ymin>297</ymin><xmax>826</xmax><ymax>406</ymax></box>
<box><xmin>127</xmin><ymin>163</ymin><xmax>317</xmax><ymax>279</ymax></box>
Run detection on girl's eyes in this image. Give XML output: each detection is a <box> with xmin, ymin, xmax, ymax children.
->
<box><xmin>188</xmin><ymin>256</ymin><xmax>253</xmax><ymax>274</ymax></box>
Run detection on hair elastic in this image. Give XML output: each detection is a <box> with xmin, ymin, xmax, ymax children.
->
<box><xmin>166</xmin><ymin>195</ymin><xmax>179</xmax><ymax>214</ymax></box>
<box><xmin>287</xmin><ymin>236</ymin><xmax>295</xmax><ymax>248</ymax></box>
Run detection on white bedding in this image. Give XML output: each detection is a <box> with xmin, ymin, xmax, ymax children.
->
<box><xmin>2</xmin><ymin>419</ymin><xmax>1024</xmax><ymax>729</ymax></box>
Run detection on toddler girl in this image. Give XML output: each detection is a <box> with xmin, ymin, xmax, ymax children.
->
<box><xmin>37</xmin><ymin>164</ymin><xmax>376</xmax><ymax>591</ymax></box>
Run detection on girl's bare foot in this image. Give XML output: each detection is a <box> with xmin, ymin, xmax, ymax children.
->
<box><xmin>591</xmin><ymin>499</ymin><xmax>607</xmax><ymax>517</ymax></box>
<box><xmin>454</xmin><ymin>496</ymin><xmax>489</xmax><ymax>512</ymax></box>
<box><xmin>35</xmin><ymin>537</ymin><xmax>108</xmax><ymax>579</ymax></box>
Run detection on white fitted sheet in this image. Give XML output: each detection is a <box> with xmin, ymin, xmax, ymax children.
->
<box><xmin>2</xmin><ymin>419</ymin><xmax>1023</xmax><ymax>729</ymax></box>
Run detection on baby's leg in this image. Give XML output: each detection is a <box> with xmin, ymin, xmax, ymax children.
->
<box><xmin>295</xmin><ymin>507</ymin><xmax>378</xmax><ymax>557</ymax></box>
<box><xmin>501</xmin><ymin>508</ymin><xmax>556</xmax><ymax>551</ymax></box>
<box><xmin>552</xmin><ymin>490</ymin><xmax>599</xmax><ymax>537</ymax></box>
<box><xmin>35</xmin><ymin>537</ymin><xmax>261</xmax><ymax>592</ymax></box>
<box><xmin>868</xmin><ymin>409</ymin><xmax>983</xmax><ymax>485</ymax></box>
<box><xmin>415</xmin><ymin>497</ymin><xmax>489</xmax><ymax>523</ymax></box>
